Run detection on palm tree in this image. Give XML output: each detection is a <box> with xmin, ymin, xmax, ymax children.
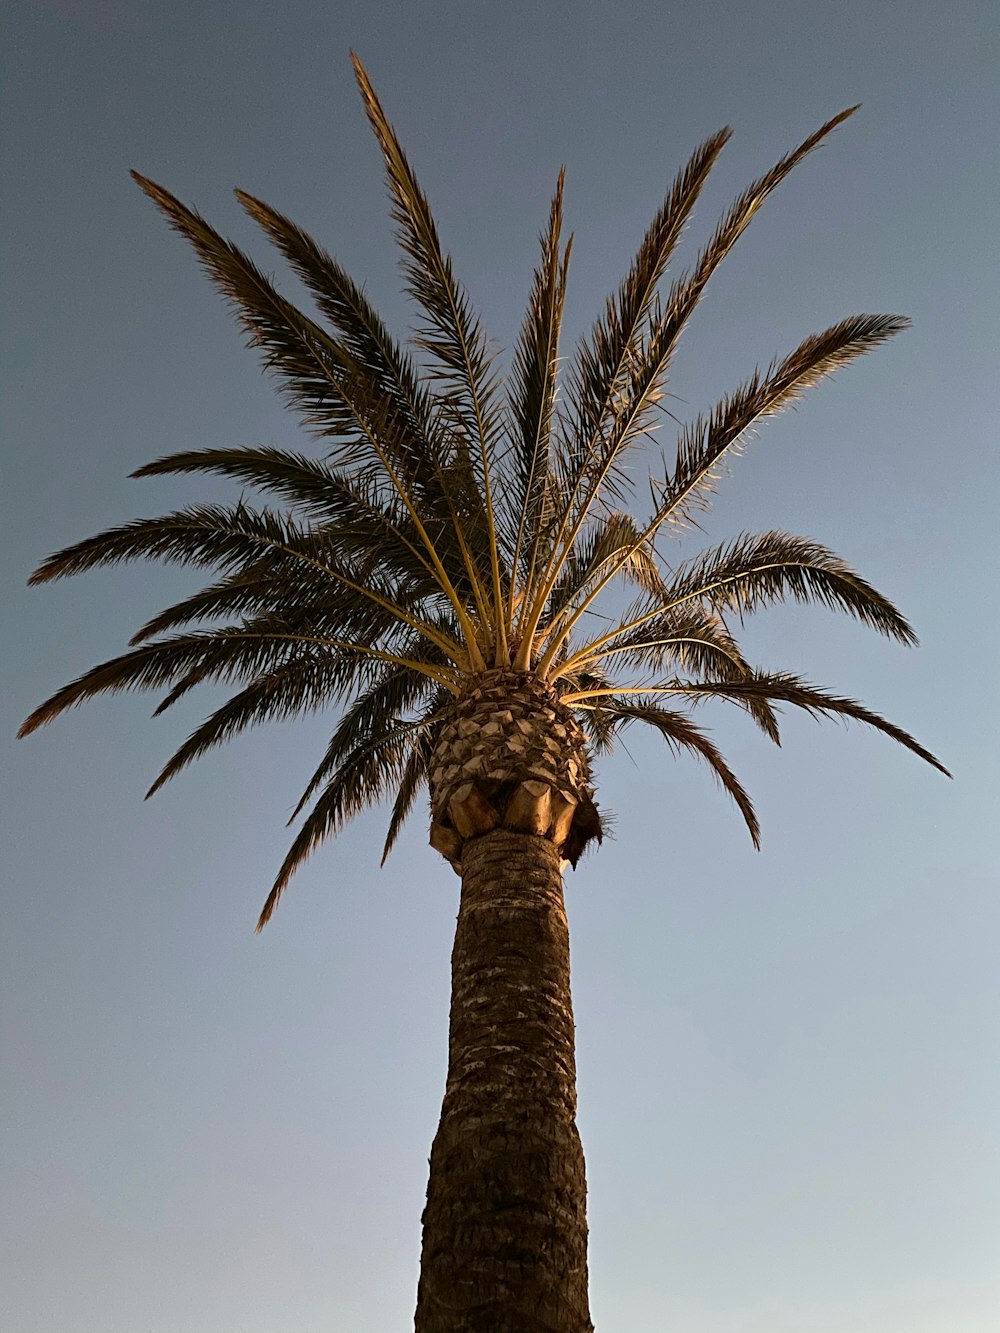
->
<box><xmin>20</xmin><ymin>55</ymin><xmax>947</xmax><ymax>1332</ymax></box>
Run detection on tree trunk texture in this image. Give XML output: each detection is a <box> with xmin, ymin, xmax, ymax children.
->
<box><xmin>414</xmin><ymin>828</ymin><xmax>593</xmax><ymax>1332</ymax></box>
<box><xmin>427</xmin><ymin>670</ymin><xmax>602</xmax><ymax>873</ymax></box>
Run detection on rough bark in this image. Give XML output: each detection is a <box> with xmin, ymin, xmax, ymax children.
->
<box><xmin>414</xmin><ymin>829</ymin><xmax>593</xmax><ymax>1332</ymax></box>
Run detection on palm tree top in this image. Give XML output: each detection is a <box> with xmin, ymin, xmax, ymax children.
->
<box><xmin>20</xmin><ymin>56</ymin><xmax>948</xmax><ymax>927</ymax></box>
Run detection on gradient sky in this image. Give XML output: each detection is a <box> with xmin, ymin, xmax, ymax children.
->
<box><xmin>3</xmin><ymin>2</ymin><xmax>998</xmax><ymax>1330</ymax></box>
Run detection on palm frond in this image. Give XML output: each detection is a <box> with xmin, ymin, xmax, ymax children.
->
<box><xmin>546</xmin><ymin>110</ymin><xmax>856</xmax><ymax>538</ymax></box>
<box><xmin>150</xmin><ymin>669</ymin><xmax>215</xmax><ymax>716</ymax></box>
<box><xmin>557</xmin><ymin>127</ymin><xmax>732</xmax><ymax>492</ymax></box>
<box><xmin>260</xmin><ymin>678</ymin><xmax>453</xmax><ymax>928</ymax></box>
<box><xmin>381</xmin><ymin>687</ymin><xmax>454</xmax><ymax>862</ymax></box>
<box><xmin>550</xmin><ymin>529</ymin><xmax>917</xmax><ymax>700</ymax></box>
<box><xmin>134</xmin><ymin>444</ymin><xmax>398</xmax><ymax>520</ymax></box>
<box><xmin>18</xmin><ymin>628</ymin><xmax>328</xmax><ymax>737</ymax></box>
<box><xmin>658</xmin><ymin>530</ymin><xmax>915</xmax><ymax>640</ymax></box>
<box><xmin>547</xmin><ymin>512</ymin><xmax>667</xmax><ymax>617</ymax></box>
<box><xmin>598</xmin><ymin>701</ymin><xmax>760</xmax><ymax>845</ymax></box>
<box><xmin>257</xmin><ymin>720</ymin><xmax>411</xmax><ymax>930</ymax></box>
<box><xmin>234</xmin><ymin>192</ymin><xmax>497</xmax><ymax>606</ymax></box>
<box><xmin>130</xmin><ymin>564</ymin><xmax>398</xmax><ymax>649</ymax></box>
<box><xmin>517</xmin><ymin>112</ymin><xmax>859</xmax><ymax>670</ymax></box>
<box><xmin>131</xmin><ymin>447</ymin><xmax>442</xmax><ymax>590</ymax></box>
<box><xmin>561</xmin><ymin>606</ymin><xmax>781</xmax><ymax>742</ymax></box>
<box><xmin>144</xmin><ymin>654</ymin><xmax>341</xmax><ymax>797</ymax></box>
<box><xmin>513</xmin><ymin>128</ymin><xmax>731</xmax><ymax>664</ymax></box>
<box><xmin>637</xmin><ymin>106</ymin><xmax>861</xmax><ymax>412</ymax></box>
<box><xmin>287</xmin><ymin>657</ymin><xmax>442</xmax><ymax>823</ymax></box>
<box><xmin>552</xmin><ymin>110</ymin><xmax>864</xmax><ymax>544</ymax></box>
<box><xmin>29</xmin><ymin>501</ymin><xmax>284</xmax><ymax>582</ymax></box>
<box><xmin>662</xmin><ymin>314</ymin><xmax>909</xmax><ymax>525</ymax></box>
<box><xmin>565</xmin><ymin>672</ymin><xmax>949</xmax><ymax>776</ymax></box>
<box><xmin>508</xmin><ymin>170</ymin><xmax>572</xmax><ymax>605</ymax></box>
<box><xmin>18</xmin><ymin>637</ymin><xmax>213</xmax><ymax>736</ymax></box>
<box><xmin>132</xmin><ymin>173</ymin><xmax>387</xmax><ymax>454</ymax></box>
<box><xmin>351</xmin><ymin>55</ymin><xmax>507</xmax><ymax>656</ymax></box>
<box><xmin>538</xmin><ymin>313</ymin><xmax>909</xmax><ymax>668</ymax></box>
<box><xmin>672</xmin><ymin>673</ymin><xmax>950</xmax><ymax>775</ymax></box>
<box><xmin>28</xmin><ymin>502</ymin><xmax>467</xmax><ymax>664</ymax></box>
<box><xmin>18</xmin><ymin>618</ymin><xmax>453</xmax><ymax>740</ymax></box>
<box><xmin>380</xmin><ymin>740</ymin><xmax>430</xmax><ymax>865</ymax></box>
<box><xmin>350</xmin><ymin>57</ymin><xmax>501</xmax><ymax>440</ymax></box>
<box><xmin>132</xmin><ymin>173</ymin><xmax>488</xmax><ymax>657</ymax></box>
<box><xmin>234</xmin><ymin>189</ymin><xmax>434</xmax><ymax>449</ymax></box>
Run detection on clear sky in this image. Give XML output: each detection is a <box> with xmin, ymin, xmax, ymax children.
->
<box><xmin>3</xmin><ymin>2</ymin><xmax>997</xmax><ymax>1330</ymax></box>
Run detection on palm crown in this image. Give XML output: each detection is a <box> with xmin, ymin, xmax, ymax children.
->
<box><xmin>20</xmin><ymin>57</ymin><xmax>947</xmax><ymax>929</ymax></box>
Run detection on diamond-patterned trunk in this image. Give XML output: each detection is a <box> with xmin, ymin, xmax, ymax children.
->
<box><xmin>415</xmin><ymin>672</ymin><xmax>601</xmax><ymax>1329</ymax></box>
<box><xmin>427</xmin><ymin>670</ymin><xmax>602</xmax><ymax>870</ymax></box>
<box><xmin>415</xmin><ymin>829</ymin><xmax>595</xmax><ymax>1331</ymax></box>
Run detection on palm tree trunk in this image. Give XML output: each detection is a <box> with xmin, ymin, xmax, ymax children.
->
<box><xmin>415</xmin><ymin>828</ymin><xmax>593</xmax><ymax>1332</ymax></box>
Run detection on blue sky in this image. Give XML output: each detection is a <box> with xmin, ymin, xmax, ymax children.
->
<box><xmin>3</xmin><ymin>2</ymin><xmax>998</xmax><ymax>1329</ymax></box>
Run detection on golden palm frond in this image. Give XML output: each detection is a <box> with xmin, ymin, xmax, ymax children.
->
<box><xmin>21</xmin><ymin>60</ymin><xmax>946</xmax><ymax>923</ymax></box>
